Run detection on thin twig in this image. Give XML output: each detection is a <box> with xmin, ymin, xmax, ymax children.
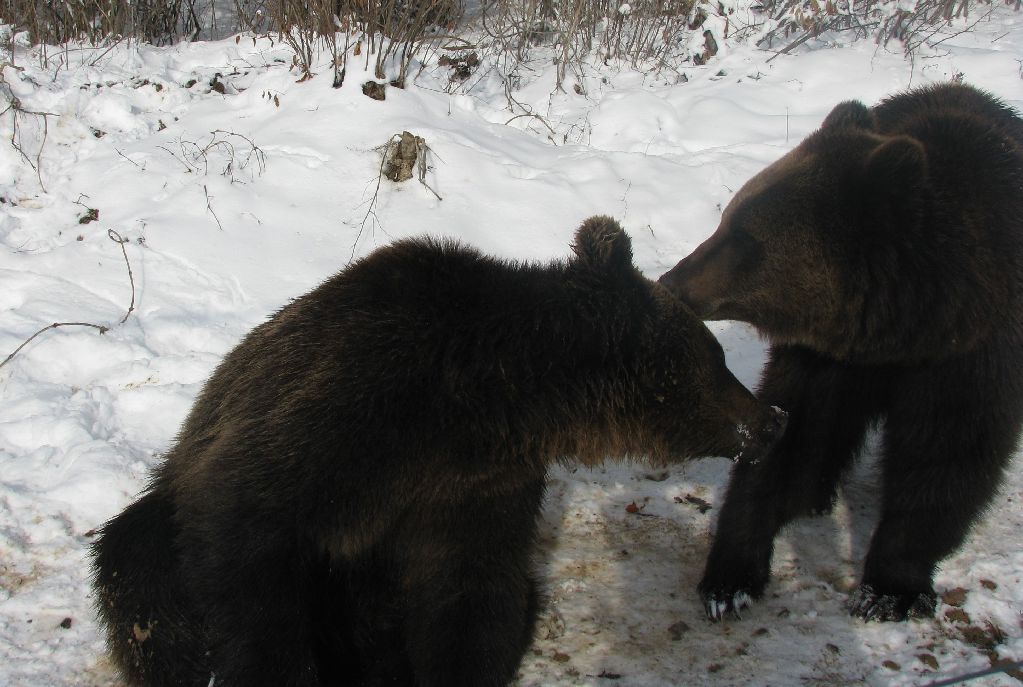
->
<box><xmin>1</xmin><ymin>67</ymin><xmax>58</xmax><ymax>192</ymax></box>
<box><xmin>0</xmin><ymin>323</ymin><xmax>109</xmax><ymax>371</ymax></box>
<box><xmin>157</xmin><ymin>144</ymin><xmax>194</xmax><ymax>173</ymax></box>
<box><xmin>351</xmin><ymin>136</ymin><xmax>396</xmax><ymax>263</ymax></box>
<box><xmin>416</xmin><ymin>138</ymin><xmax>443</xmax><ymax>201</ymax></box>
<box><xmin>210</xmin><ymin>129</ymin><xmax>267</xmax><ymax>177</ymax></box>
<box><xmin>924</xmin><ymin>659</ymin><xmax>1023</xmax><ymax>687</ymax></box>
<box><xmin>504</xmin><ymin>112</ymin><xmax>559</xmax><ymax>135</ymax></box>
<box><xmin>766</xmin><ymin>21</ymin><xmax>836</xmax><ymax>63</ymax></box>
<box><xmin>115</xmin><ymin>148</ymin><xmax>146</xmax><ymax>170</ymax></box>
<box><xmin>203</xmin><ymin>184</ymin><xmax>223</xmax><ymax>231</ymax></box>
<box><xmin>107</xmin><ymin>229</ymin><xmax>135</xmax><ymax>324</ymax></box>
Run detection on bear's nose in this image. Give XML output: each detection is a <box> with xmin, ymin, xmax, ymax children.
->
<box><xmin>736</xmin><ymin>405</ymin><xmax>788</xmax><ymax>465</ymax></box>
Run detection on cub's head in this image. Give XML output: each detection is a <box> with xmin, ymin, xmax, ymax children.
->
<box><xmin>569</xmin><ymin>216</ymin><xmax>787</xmax><ymax>463</ymax></box>
<box><xmin>658</xmin><ymin>100</ymin><xmax>930</xmax><ymax>358</ymax></box>
<box><xmin>638</xmin><ymin>287</ymin><xmax>787</xmax><ymax>464</ymax></box>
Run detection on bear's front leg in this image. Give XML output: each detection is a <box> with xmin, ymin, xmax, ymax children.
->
<box><xmin>398</xmin><ymin>480</ymin><xmax>545</xmax><ymax>687</ymax></box>
<box><xmin>853</xmin><ymin>358</ymin><xmax>1022</xmax><ymax>621</ymax></box>
<box><xmin>699</xmin><ymin>345</ymin><xmax>884</xmax><ymax>620</ymax></box>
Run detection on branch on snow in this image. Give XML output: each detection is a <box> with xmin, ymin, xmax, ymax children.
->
<box><xmin>0</xmin><ymin>230</ymin><xmax>138</xmax><ymax>372</ymax></box>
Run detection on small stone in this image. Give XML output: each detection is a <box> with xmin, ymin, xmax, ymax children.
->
<box><xmin>59</xmin><ymin>617</ymin><xmax>72</xmax><ymax>629</ymax></box>
<box><xmin>362</xmin><ymin>81</ymin><xmax>386</xmax><ymax>101</ymax></box>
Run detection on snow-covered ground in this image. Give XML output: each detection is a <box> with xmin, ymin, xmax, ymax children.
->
<box><xmin>1</xmin><ymin>5</ymin><xmax>1022</xmax><ymax>685</ymax></box>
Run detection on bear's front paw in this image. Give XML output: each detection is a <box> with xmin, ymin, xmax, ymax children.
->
<box><xmin>700</xmin><ymin>587</ymin><xmax>756</xmax><ymax>621</ymax></box>
<box><xmin>698</xmin><ymin>553</ymin><xmax>769</xmax><ymax>621</ymax></box>
<box><xmin>848</xmin><ymin>584</ymin><xmax>937</xmax><ymax>622</ymax></box>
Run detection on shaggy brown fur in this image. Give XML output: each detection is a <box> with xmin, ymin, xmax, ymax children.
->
<box><xmin>93</xmin><ymin>216</ymin><xmax>786</xmax><ymax>686</ymax></box>
<box><xmin>659</xmin><ymin>82</ymin><xmax>1023</xmax><ymax>622</ymax></box>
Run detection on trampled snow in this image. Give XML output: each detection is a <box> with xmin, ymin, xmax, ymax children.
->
<box><xmin>1</xmin><ymin>5</ymin><xmax>1022</xmax><ymax>685</ymax></box>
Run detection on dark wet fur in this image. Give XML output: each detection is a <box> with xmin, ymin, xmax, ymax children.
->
<box><xmin>659</xmin><ymin>83</ymin><xmax>1023</xmax><ymax>622</ymax></box>
<box><xmin>93</xmin><ymin>217</ymin><xmax>784</xmax><ymax>686</ymax></box>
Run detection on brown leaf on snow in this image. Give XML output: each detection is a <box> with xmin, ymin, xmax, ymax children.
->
<box><xmin>941</xmin><ymin>587</ymin><xmax>968</xmax><ymax>607</ymax></box>
<box><xmin>675</xmin><ymin>494</ymin><xmax>712</xmax><ymax>513</ymax></box>
<box><xmin>944</xmin><ymin>607</ymin><xmax>971</xmax><ymax>624</ymax></box>
<box><xmin>667</xmin><ymin>621</ymin><xmax>690</xmax><ymax>641</ymax></box>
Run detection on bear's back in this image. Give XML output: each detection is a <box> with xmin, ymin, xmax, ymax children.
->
<box><xmin>872</xmin><ymin>84</ymin><xmax>1023</xmax><ymax>285</ymax></box>
<box><xmin>170</xmin><ymin>236</ymin><xmax>639</xmax><ymax>477</ymax></box>
<box><xmin>874</xmin><ymin>83</ymin><xmax>1023</xmax><ymax>147</ymax></box>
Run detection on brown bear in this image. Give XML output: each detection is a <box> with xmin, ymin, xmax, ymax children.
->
<box><xmin>658</xmin><ymin>82</ymin><xmax>1023</xmax><ymax>623</ymax></box>
<box><xmin>92</xmin><ymin>216</ymin><xmax>786</xmax><ymax>687</ymax></box>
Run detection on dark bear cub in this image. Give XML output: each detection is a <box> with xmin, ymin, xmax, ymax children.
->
<box><xmin>659</xmin><ymin>83</ymin><xmax>1023</xmax><ymax>622</ymax></box>
<box><xmin>93</xmin><ymin>217</ymin><xmax>786</xmax><ymax>687</ymax></box>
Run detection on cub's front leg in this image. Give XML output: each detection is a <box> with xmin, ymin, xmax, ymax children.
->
<box><xmin>399</xmin><ymin>479</ymin><xmax>546</xmax><ymax>687</ymax></box>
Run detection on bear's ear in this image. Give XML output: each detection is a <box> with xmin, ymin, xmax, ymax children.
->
<box><xmin>822</xmin><ymin>100</ymin><xmax>877</xmax><ymax>132</ymax></box>
<box><xmin>571</xmin><ymin>216</ymin><xmax>634</xmax><ymax>273</ymax></box>
<box><xmin>864</xmin><ymin>135</ymin><xmax>928</xmax><ymax>197</ymax></box>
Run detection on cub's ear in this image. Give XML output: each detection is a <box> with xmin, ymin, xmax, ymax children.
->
<box><xmin>865</xmin><ymin>135</ymin><xmax>928</xmax><ymax>197</ymax></box>
<box><xmin>822</xmin><ymin>100</ymin><xmax>877</xmax><ymax>132</ymax></box>
<box><xmin>571</xmin><ymin>216</ymin><xmax>634</xmax><ymax>273</ymax></box>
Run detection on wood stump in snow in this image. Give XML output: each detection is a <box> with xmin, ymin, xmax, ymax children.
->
<box><xmin>383</xmin><ymin>131</ymin><xmax>424</xmax><ymax>183</ymax></box>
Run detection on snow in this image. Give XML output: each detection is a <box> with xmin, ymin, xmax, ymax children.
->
<box><xmin>2</xmin><ymin>5</ymin><xmax>1022</xmax><ymax>686</ymax></box>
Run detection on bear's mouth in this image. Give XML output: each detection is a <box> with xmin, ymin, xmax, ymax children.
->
<box><xmin>732</xmin><ymin>405</ymin><xmax>787</xmax><ymax>464</ymax></box>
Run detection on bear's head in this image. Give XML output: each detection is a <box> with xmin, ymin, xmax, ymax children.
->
<box><xmin>570</xmin><ymin>216</ymin><xmax>787</xmax><ymax>463</ymax></box>
<box><xmin>639</xmin><ymin>286</ymin><xmax>788</xmax><ymax>463</ymax></box>
<box><xmin>657</xmin><ymin>101</ymin><xmax>930</xmax><ymax>361</ymax></box>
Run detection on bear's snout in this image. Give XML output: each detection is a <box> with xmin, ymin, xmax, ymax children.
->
<box><xmin>736</xmin><ymin>404</ymin><xmax>787</xmax><ymax>465</ymax></box>
<box><xmin>658</xmin><ymin>259</ymin><xmax>710</xmax><ymax>315</ymax></box>
<box><xmin>658</xmin><ymin>243</ymin><xmax>732</xmax><ymax>320</ymax></box>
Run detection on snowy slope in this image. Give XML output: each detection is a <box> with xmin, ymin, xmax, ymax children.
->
<box><xmin>1</xmin><ymin>5</ymin><xmax>1022</xmax><ymax>685</ymax></box>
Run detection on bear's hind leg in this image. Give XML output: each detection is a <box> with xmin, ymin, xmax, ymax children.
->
<box><xmin>399</xmin><ymin>479</ymin><xmax>545</xmax><ymax>687</ymax></box>
<box><xmin>177</xmin><ymin>523</ymin><xmax>326</xmax><ymax>687</ymax></box>
<box><xmin>92</xmin><ymin>488</ymin><xmax>210</xmax><ymax>686</ymax></box>
<box><xmin>699</xmin><ymin>345</ymin><xmax>885</xmax><ymax>620</ymax></box>
<box><xmin>853</xmin><ymin>359</ymin><xmax>1022</xmax><ymax>621</ymax></box>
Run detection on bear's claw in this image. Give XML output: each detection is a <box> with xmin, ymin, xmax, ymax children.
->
<box><xmin>848</xmin><ymin>584</ymin><xmax>937</xmax><ymax>622</ymax></box>
<box><xmin>702</xmin><ymin>590</ymin><xmax>754</xmax><ymax>621</ymax></box>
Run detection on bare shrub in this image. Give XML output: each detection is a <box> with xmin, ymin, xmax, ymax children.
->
<box><xmin>756</xmin><ymin>0</ymin><xmax>1017</xmax><ymax>55</ymax></box>
<box><xmin>262</xmin><ymin>0</ymin><xmax>346</xmax><ymax>85</ymax></box>
<box><xmin>2</xmin><ymin>0</ymin><xmax>214</xmax><ymax>46</ymax></box>
<box><xmin>477</xmin><ymin>0</ymin><xmax>708</xmax><ymax>90</ymax></box>
<box><xmin>257</xmin><ymin>0</ymin><xmax>461</xmax><ymax>88</ymax></box>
